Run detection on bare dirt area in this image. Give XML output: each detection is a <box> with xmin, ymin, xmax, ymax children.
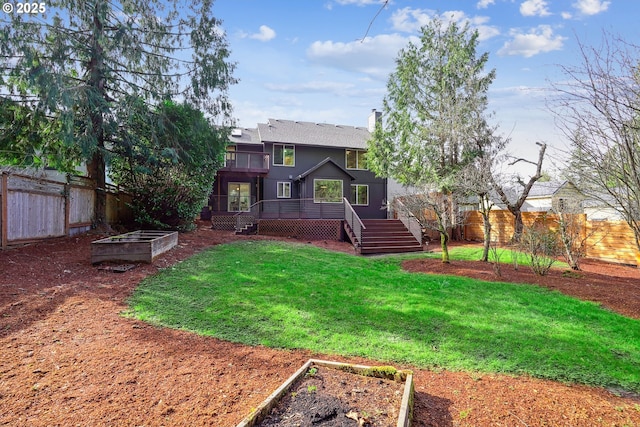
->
<box><xmin>1</xmin><ymin>223</ymin><xmax>639</xmax><ymax>426</ymax></box>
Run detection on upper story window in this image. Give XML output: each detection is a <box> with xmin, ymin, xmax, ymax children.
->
<box><xmin>273</xmin><ymin>144</ymin><xmax>295</xmax><ymax>166</ymax></box>
<box><xmin>226</xmin><ymin>145</ymin><xmax>236</xmax><ymax>162</ymax></box>
<box><xmin>346</xmin><ymin>149</ymin><xmax>367</xmax><ymax>170</ymax></box>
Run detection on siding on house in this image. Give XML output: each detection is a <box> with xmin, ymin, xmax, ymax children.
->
<box><xmin>208</xmin><ymin>112</ymin><xmax>387</xmax><ymax>219</ymax></box>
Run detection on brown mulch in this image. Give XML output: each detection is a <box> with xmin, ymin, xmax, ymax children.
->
<box><xmin>1</xmin><ymin>222</ymin><xmax>639</xmax><ymax>426</ymax></box>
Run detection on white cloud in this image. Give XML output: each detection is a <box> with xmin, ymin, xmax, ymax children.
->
<box><xmin>307</xmin><ymin>33</ymin><xmax>417</xmax><ymax>79</ymax></box>
<box><xmin>265</xmin><ymin>81</ymin><xmax>386</xmax><ymax>100</ymax></box>
<box><xmin>390</xmin><ymin>8</ymin><xmax>500</xmax><ymax>41</ymax></box>
<box><xmin>390</xmin><ymin>7</ymin><xmax>433</xmax><ymax>32</ymax></box>
<box><xmin>572</xmin><ymin>0</ymin><xmax>610</xmax><ymax>15</ymax></box>
<box><xmin>247</xmin><ymin>25</ymin><xmax>276</xmax><ymax>42</ymax></box>
<box><xmin>264</xmin><ymin>81</ymin><xmax>356</xmax><ymax>94</ymax></box>
<box><xmin>472</xmin><ymin>15</ymin><xmax>502</xmax><ymax>41</ymax></box>
<box><xmin>498</xmin><ymin>25</ymin><xmax>566</xmax><ymax>57</ymax></box>
<box><xmin>326</xmin><ymin>0</ymin><xmax>387</xmax><ymax>8</ymax></box>
<box><xmin>477</xmin><ymin>0</ymin><xmax>496</xmax><ymax>9</ymax></box>
<box><xmin>561</xmin><ymin>11</ymin><xmax>573</xmax><ymax>19</ymax></box>
<box><xmin>520</xmin><ymin>0</ymin><xmax>551</xmax><ymax>17</ymax></box>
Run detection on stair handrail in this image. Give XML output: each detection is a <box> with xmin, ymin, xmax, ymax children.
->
<box><xmin>233</xmin><ymin>200</ymin><xmax>262</xmax><ymax>232</ymax></box>
<box><xmin>393</xmin><ymin>198</ymin><xmax>423</xmax><ymax>245</ymax></box>
<box><xmin>343</xmin><ymin>197</ymin><xmax>366</xmax><ymax>247</ymax></box>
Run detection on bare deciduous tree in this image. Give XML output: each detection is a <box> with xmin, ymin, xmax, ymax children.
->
<box><xmin>456</xmin><ymin>132</ymin><xmax>508</xmax><ymax>261</ymax></box>
<box><xmin>458</xmin><ymin>156</ymin><xmax>496</xmax><ymax>261</ymax></box>
<box><xmin>490</xmin><ymin>142</ymin><xmax>547</xmax><ymax>242</ymax></box>
<box><xmin>553</xmin><ymin>200</ymin><xmax>587</xmax><ymax>270</ymax></box>
<box><xmin>396</xmin><ymin>188</ymin><xmax>466</xmax><ymax>263</ymax></box>
<box><xmin>550</xmin><ymin>30</ymin><xmax>640</xmax><ymax>253</ymax></box>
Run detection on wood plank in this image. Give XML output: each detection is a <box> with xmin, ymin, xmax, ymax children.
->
<box><xmin>91</xmin><ymin>230</ymin><xmax>178</xmax><ymax>264</ymax></box>
<box><xmin>1</xmin><ymin>172</ymin><xmax>7</xmax><ymax>249</ymax></box>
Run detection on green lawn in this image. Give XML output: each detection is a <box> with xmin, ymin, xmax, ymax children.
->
<box><xmin>423</xmin><ymin>245</ymin><xmax>570</xmax><ymax>269</ymax></box>
<box><xmin>126</xmin><ymin>240</ymin><xmax>640</xmax><ymax>393</ymax></box>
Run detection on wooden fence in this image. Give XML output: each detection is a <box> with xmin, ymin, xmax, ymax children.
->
<box><xmin>586</xmin><ymin>220</ymin><xmax>639</xmax><ymax>265</ymax></box>
<box><xmin>0</xmin><ymin>170</ymin><xmax>132</xmax><ymax>248</ymax></box>
<box><xmin>463</xmin><ymin>210</ymin><xmax>640</xmax><ymax>266</ymax></box>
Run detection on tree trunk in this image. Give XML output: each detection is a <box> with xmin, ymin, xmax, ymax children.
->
<box><xmin>481</xmin><ymin>213</ymin><xmax>491</xmax><ymax>262</ymax></box>
<box><xmin>512</xmin><ymin>209</ymin><xmax>524</xmax><ymax>242</ymax></box>
<box><xmin>87</xmin><ymin>150</ymin><xmax>107</xmax><ymax>227</ymax></box>
<box><xmin>440</xmin><ymin>231</ymin><xmax>450</xmax><ymax>263</ymax></box>
<box><xmin>88</xmin><ymin>3</ymin><xmax>108</xmax><ymax>229</ymax></box>
<box><xmin>558</xmin><ymin>215</ymin><xmax>580</xmax><ymax>270</ymax></box>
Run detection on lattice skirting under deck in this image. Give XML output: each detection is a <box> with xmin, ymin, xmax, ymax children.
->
<box><xmin>211</xmin><ymin>215</ymin><xmax>237</xmax><ymax>231</ymax></box>
<box><xmin>258</xmin><ymin>219</ymin><xmax>343</xmax><ymax>241</ymax></box>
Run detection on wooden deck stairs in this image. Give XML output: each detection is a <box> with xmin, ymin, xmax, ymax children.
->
<box><xmin>349</xmin><ymin>219</ymin><xmax>423</xmax><ymax>255</ymax></box>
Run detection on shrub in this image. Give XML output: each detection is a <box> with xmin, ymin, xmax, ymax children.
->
<box><xmin>519</xmin><ymin>223</ymin><xmax>559</xmax><ymax>276</ymax></box>
<box><xmin>110</xmin><ymin>99</ymin><xmax>227</xmax><ymax>231</ymax></box>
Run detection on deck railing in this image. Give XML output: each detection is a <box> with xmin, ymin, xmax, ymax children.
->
<box><xmin>234</xmin><ymin>198</ymin><xmax>346</xmax><ymax>232</ymax></box>
<box><xmin>221</xmin><ymin>151</ymin><xmax>270</xmax><ymax>173</ymax></box>
<box><xmin>208</xmin><ymin>195</ymin><xmax>257</xmax><ymax>213</ymax></box>
<box><xmin>343</xmin><ymin>197</ymin><xmax>366</xmax><ymax>248</ymax></box>
<box><xmin>393</xmin><ymin>198</ymin><xmax>423</xmax><ymax>244</ymax></box>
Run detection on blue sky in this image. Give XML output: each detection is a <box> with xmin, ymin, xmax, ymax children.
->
<box><xmin>212</xmin><ymin>0</ymin><xmax>636</xmax><ymax>168</ymax></box>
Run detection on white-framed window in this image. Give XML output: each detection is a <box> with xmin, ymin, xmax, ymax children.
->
<box><xmin>225</xmin><ymin>145</ymin><xmax>237</xmax><ymax>168</ymax></box>
<box><xmin>346</xmin><ymin>149</ymin><xmax>367</xmax><ymax>170</ymax></box>
<box><xmin>228</xmin><ymin>182</ymin><xmax>251</xmax><ymax>212</ymax></box>
<box><xmin>313</xmin><ymin>179</ymin><xmax>342</xmax><ymax>203</ymax></box>
<box><xmin>273</xmin><ymin>144</ymin><xmax>295</xmax><ymax>166</ymax></box>
<box><xmin>351</xmin><ymin>184</ymin><xmax>369</xmax><ymax>206</ymax></box>
<box><xmin>277</xmin><ymin>181</ymin><xmax>291</xmax><ymax>198</ymax></box>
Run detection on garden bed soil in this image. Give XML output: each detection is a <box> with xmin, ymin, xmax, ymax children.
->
<box><xmin>1</xmin><ymin>222</ymin><xmax>640</xmax><ymax>426</ymax></box>
<box><xmin>245</xmin><ymin>360</ymin><xmax>410</xmax><ymax>427</ymax></box>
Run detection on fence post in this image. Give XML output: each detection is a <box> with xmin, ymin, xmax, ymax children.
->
<box><xmin>1</xmin><ymin>172</ymin><xmax>7</xmax><ymax>249</ymax></box>
<box><xmin>64</xmin><ymin>180</ymin><xmax>70</xmax><ymax>237</ymax></box>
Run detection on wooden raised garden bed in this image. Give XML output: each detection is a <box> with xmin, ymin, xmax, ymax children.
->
<box><xmin>91</xmin><ymin>230</ymin><xmax>178</xmax><ymax>264</ymax></box>
<box><xmin>236</xmin><ymin>359</ymin><xmax>414</xmax><ymax>427</ymax></box>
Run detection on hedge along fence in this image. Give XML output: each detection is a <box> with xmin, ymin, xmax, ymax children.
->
<box><xmin>1</xmin><ymin>170</ymin><xmax>133</xmax><ymax>249</ymax></box>
<box><xmin>463</xmin><ymin>210</ymin><xmax>640</xmax><ymax>266</ymax></box>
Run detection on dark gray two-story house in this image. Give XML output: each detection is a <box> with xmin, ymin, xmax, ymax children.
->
<box><xmin>202</xmin><ymin>110</ymin><xmax>423</xmax><ymax>254</ymax></box>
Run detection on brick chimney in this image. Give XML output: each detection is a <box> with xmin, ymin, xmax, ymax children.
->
<box><xmin>368</xmin><ymin>108</ymin><xmax>381</xmax><ymax>132</ymax></box>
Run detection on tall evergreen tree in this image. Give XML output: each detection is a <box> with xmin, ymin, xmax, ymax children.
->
<box><xmin>367</xmin><ymin>18</ymin><xmax>496</xmax><ymax>262</ymax></box>
<box><xmin>1</xmin><ymin>0</ymin><xmax>236</xmax><ymax>226</ymax></box>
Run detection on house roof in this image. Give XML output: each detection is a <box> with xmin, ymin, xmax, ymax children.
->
<box><xmin>295</xmin><ymin>157</ymin><xmax>356</xmax><ymax>181</ymax></box>
<box><xmin>526</xmin><ymin>180</ymin><xmax>569</xmax><ymax>198</ymax></box>
<box><xmin>257</xmin><ymin>119</ymin><xmax>370</xmax><ymax>149</ymax></box>
<box><xmin>228</xmin><ymin>127</ymin><xmax>261</xmax><ymax>145</ymax></box>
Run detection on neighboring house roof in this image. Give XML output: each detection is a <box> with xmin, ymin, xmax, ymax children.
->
<box><xmin>295</xmin><ymin>157</ymin><xmax>356</xmax><ymax>181</ymax></box>
<box><xmin>490</xmin><ymin>180</ymin><xmax>577</xmax><ymax>203</ymax></box>
<box><xmin>228</xmin><ymin>127</ymin><xmax>262</xmax><ymax>145</ymax></box>
<box><xmin>526</xmin><ymin>180</ymin><xmax>569</xmax><ymax>198</ymax></box>
<box><xmin>257</xmin><ymin>119</ymin><xmax>370</xmax><ymax>149</ymax></box>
